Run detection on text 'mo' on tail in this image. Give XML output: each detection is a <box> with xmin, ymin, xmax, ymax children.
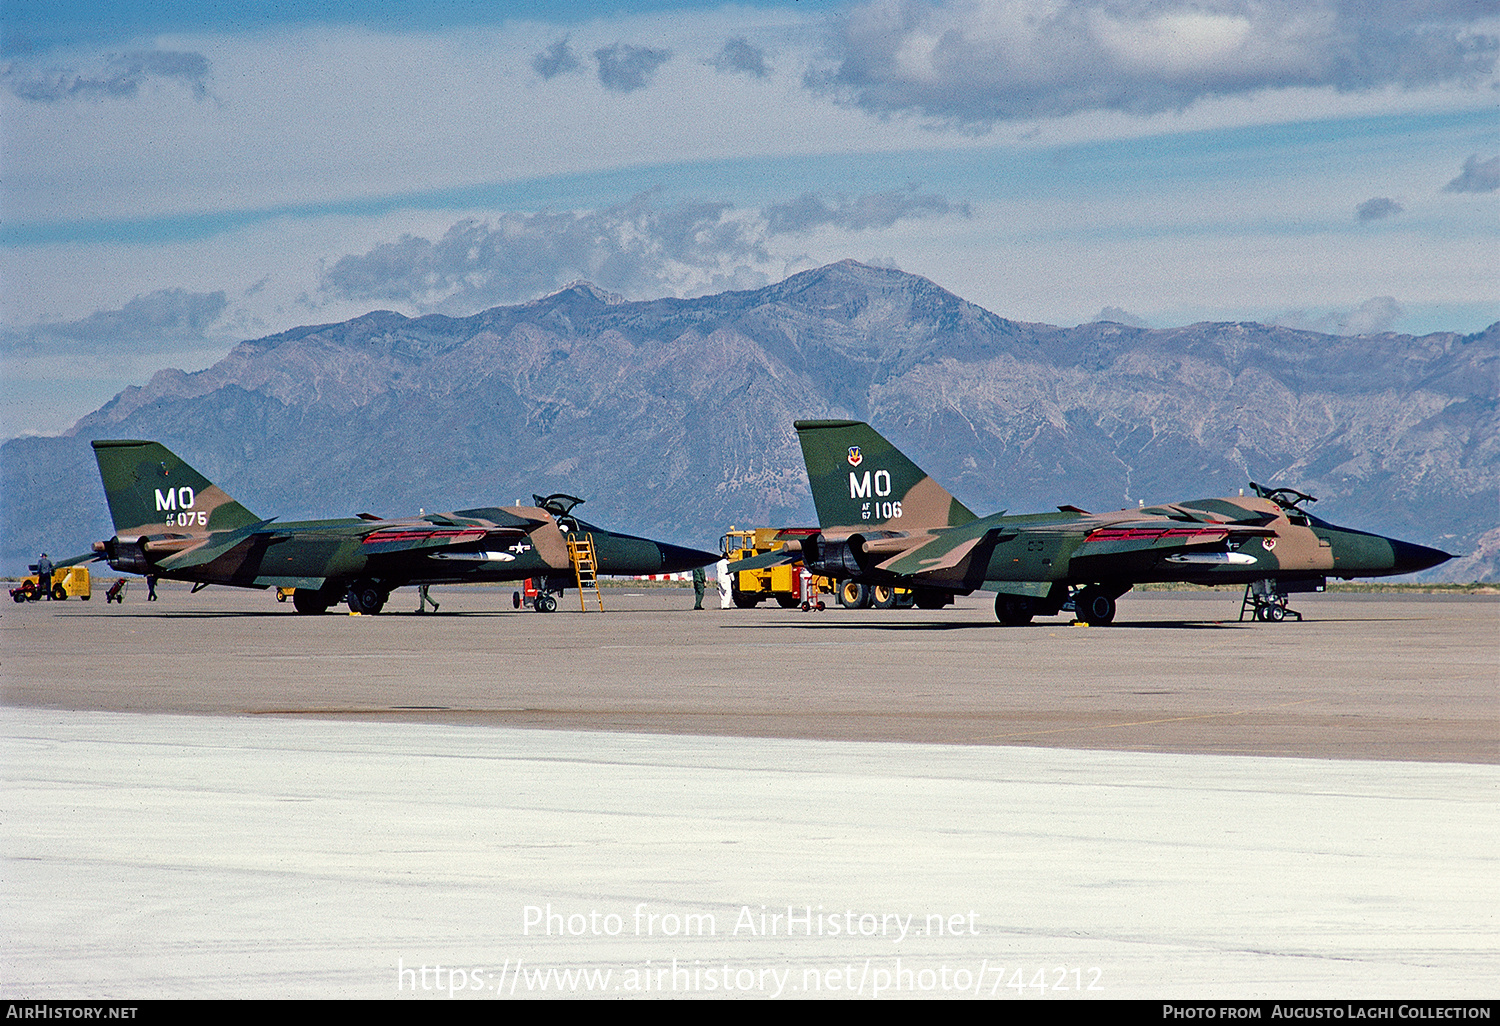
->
<box><xmin>92</xmin><ymin>440</ymin><xmax>261</xmax><ymax>537</ymax></box>
<box><xmin>794</xmin><ymin>420</ymin><xmax>976</xmax><ymax>531</ymax></box>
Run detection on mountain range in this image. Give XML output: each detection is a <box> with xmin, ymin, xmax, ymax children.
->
<box><xmin>4</xmin><ymin>260</ymin><xmax>1495</xmax><ymax>580</ymax></box>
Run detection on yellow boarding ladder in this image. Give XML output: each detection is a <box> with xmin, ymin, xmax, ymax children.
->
<box><xmin>568</xmin><ymin>532</ymin><xmax>604</xmax><ymax>612</ymax></box>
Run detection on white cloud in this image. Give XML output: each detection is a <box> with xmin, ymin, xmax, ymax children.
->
<box><xmin>594</xmin><ymin>43</ymin><xmax>672</xmax><ymax>92</ymax></box>
<box><xmin>810</xmin><ymin>0</ymin><xmax>1499</xmax><ymax>127</ymax></box>
<box><xmin>12</xmin><ymin>288</ymin><xmax>228</xmax><ymax>351</ymax></box>
<box><xmin>763</xmin><ymin>184</ymin><xmax>969</xmax><ymax>234</ymax></box>
<box><xmin>714</xmin><ymin>37</ymin><xmax>770</xmax><ymax>78</ymax></box>
<box><xmin>1355</xmin><ymin>197</ymin><xmax>1403</xmax><ymax>221</ymax></box>
<box><xmin>5</xmin><ymin>50</ymin><xmax>211</xmax><ymax>102</ymax></box>
<box><xmin>532</xmin><ymin>37</ymin><xmax>582</xmax><ymax>79</ymax></box>
<box><xmin>1272</xmin><ymin>296</ymin><xmax>1406</xmax><ymax>335</ymax></box>
<box><xmin>318</xmin><ymin>187</ymin><xmax>974</xmax><ymax>311</ymax></box>
<box><xmin>1091</xmin><ymin>306</ymin><xmax>1150</xmax><ymax>328</ymax></box>
<box><xmin>1443</xmin><ymin>153</ymin><xmax>1500</xmax><ymax>193</ymax></box>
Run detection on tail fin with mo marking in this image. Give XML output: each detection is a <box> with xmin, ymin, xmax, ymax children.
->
<box><xmin>92</xmin><ymin>440</ymin><xmax>261</xmax><ymax>537</ymax></box>
<box><xmin>794</xmin><ymin>420</ymin><xmax>976</xmax><ymax>531</ymax></box>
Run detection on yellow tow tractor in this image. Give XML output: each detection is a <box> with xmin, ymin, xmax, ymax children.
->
<box><xmin>722</xmin><ymin>528</ymin><xmax>809</xmax><ymax>608</ymax></box>
<box><xmin>721</xmin><ymin>528</ymin><xmax>916</xmax><ymax>610</ymax></box>
<box><xmin>11</xmin><ymin>565</ymin><xmax>92</xmax><ymax>602</ymax></box>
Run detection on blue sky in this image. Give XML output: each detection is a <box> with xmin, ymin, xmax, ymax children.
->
<box><xmin>3</xmin><ymin>0</ymin><xmax>1497</xmax><ymax>438</ymax></box>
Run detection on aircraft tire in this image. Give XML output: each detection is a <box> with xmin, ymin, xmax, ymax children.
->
<box><xmin>347</xmin><ymin>581</ymin><xmax>388</xmax><ymax>615</ymax></box>
<box><xmin>871</xmin><ymin>585</ymin><xmax>897</xmax><ymax>609</ymax></box>
<box><xmin>533</xmin><ymin>594</ymin><xmax>558</xmax><ymax>613</ymax></box>
<box><xmin>839</xmin><ymin>581</ymin><xmax>870</xmax><ymax>609</ymax></box>
<box><xmin>292</xmin><ymin>588</ymin><xmax>333</xmax><ymax>615</ymax></box>
<box><xmin>1075</xmin><ymin>588</ymin><xmax>1116</xmax><ymax>625</ymax></box>
<box><xmin>913</xmin><ymin>588</ymin><xmax>948</xmax><ymax>610</ymax></box>
<box><xmin>994</xmin><ymin>594</ymin><xmax>1034</xmax><ymax>626</ymax></box>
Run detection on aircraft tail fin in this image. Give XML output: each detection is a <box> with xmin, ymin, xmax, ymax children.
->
<box><xmin>794</xmin><ymin>420</ymin><xmax>976</xmax><ymax>530</ymax></box>
<box><xmin>91</xmin><ymin>440</ymin><xmax>261</xmax><ymax>537</ymax></box>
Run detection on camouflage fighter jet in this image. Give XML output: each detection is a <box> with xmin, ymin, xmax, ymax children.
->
<box><xmin>733</xmin><ymin>420</ymin><xmax>1452</xmax><ymax>625</ymax></box>
<box><xmin>88</xmin><ymin>439</ymin><xmax>717</xmax><ymax>614</ymax></box>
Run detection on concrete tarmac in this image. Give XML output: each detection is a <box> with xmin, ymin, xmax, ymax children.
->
<box><xmin>3</xmin><ymin>584</ymin><xmax>1495</xmax><ymax>762</ymax></box>
<box><xmin>4</xmin><ymin>708</ymin><xmax>1496</xmax><ymax>999</ymax></box>
<box><xmin>2</xmin><ymin>584</ymin><xmax>1496</xmax><ymax>998</ymax></box>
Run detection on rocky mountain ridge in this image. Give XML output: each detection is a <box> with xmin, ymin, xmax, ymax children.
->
<box><xmin>4</xmin><ymin>260</ymin><xmax>1495</xmax><ymax>579</ymax></box>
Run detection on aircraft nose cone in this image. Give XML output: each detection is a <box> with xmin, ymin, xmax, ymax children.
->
<box><xmin>657</xmin><ymin>542</ymin><xmax>720</xmax><ymax>574</ymax></box>
<box><xmin>1390</xmin><ymin>539</ymin><xmax>1454</xmax><ymax>576</ymax></box>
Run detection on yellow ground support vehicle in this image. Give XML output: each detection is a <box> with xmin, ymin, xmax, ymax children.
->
<box><xmin>722</xmin><ymin>528</ymin><xmax>809</xmax><ymax>608</ymax></box>
<box><xmin>11</xmin><ymin>565</ymin><xmax>91</xmax><ymax>602</ymax></box>
<box><xmin>721</xmin><ymin>528</ymin><xmax>914</xmax><ymax>610</ymax></box>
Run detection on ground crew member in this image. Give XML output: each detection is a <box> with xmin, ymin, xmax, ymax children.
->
<box><xmin>716</xmin><ymin>558</ymin><xmax>732</xmax><ymax>609</ymax></box>
<box><xmin>417</xmin><ymin>584</ymin><xmax>439</xmax><ymax>613</ymax></box>
<box><xmin>37</xmin><ymin>553</ymin><xmax>54</xmax><ymax>599</ymax></box>
<box><xmin>692</xmin><ymin>566</ymin><xmax>706</xmax><ymax>609</ymax></box>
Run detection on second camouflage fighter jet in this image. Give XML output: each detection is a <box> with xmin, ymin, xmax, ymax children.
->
<box><xmin>89</xmin><ymin>439</ymin><xmax>716</xmax><ymax>613</ymax></box>
<box><xmin>734</xmin><ymin>420</ymin><xmax>1452</xmax><ymax>624</ymax></box>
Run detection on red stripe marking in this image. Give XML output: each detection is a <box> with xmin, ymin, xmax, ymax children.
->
<box><xmin>1086</xmin><ymin>527</ymin><xmax>1228</xmax><ymax>542</ymax></box>
<box><xmin>363</xmin><ymin>529</ymin><xmax>487</xmax><ymax>546</ymax></box>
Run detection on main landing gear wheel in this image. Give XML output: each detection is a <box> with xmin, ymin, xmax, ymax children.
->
<box><xmin>346</xmin><ymin>580</ymin><xmax>389</xmax><ymax>615</ymax></box>
<box><xmin>292</xmin><ymin>588</ymin><xmax>334</xmax><ymax>615</ymax></box>
<box><xmin>1074</xmin><ymin>587</ymin><xmax>1116</xmax><ymax>625</ymax></box>
<box><xmin>913</xmin><ymin>588</ymin><xmax>948</xmax><ymax>610</ymax></box>
<box><xmin>871</xmin><ymin>585</ymin><xmax>897</xmax><ymax>609</ymax></box>
<box><xmin>994</xmin><ymin>594</ymin><xmax>1035</xmax><ymax>626</ymax></box>
<box><xmin>839</xmin><ymin>581</ymin><xmax>870</xmax><ymax>609</ymax></box>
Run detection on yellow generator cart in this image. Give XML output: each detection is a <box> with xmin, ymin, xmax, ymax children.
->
<box><xmin>11</xmin><ymin>565</ymin><xmax>91</xmax><ymax>602</ymax></box>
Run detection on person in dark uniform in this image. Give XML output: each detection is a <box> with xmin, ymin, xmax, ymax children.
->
<box><xmin>37</xmin><ymin>553</ymin><xmax>54</xmax><ymax>600</ymax></box>
<box><xmin>692</xmin><ymin>565</ymin><xmax>706</xmax><ymax>610</ymax></box>
<box><xmin>146</xmin><ymin>575</ymin><xmax>159</xmax><ymax>600</ymax></box>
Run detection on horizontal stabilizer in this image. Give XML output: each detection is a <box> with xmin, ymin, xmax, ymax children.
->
<box><xmin>156</xmin><ymin>518</ymin><xmax>279</xmax><ymax>571</ymax></box>
<box><xmin>52</xmin><ymin>550</ymin><xmax>103</xmax><ymax>569</ymax></box>
<box><xmin>727</xmin><ymin>547</ymin><xmax>800</xmax><ymax>573</ymax></box>
<box><xmin>874</xmin><ymin>513</ymin><xmax>1010</xmax><ymax>579</ymax></box>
